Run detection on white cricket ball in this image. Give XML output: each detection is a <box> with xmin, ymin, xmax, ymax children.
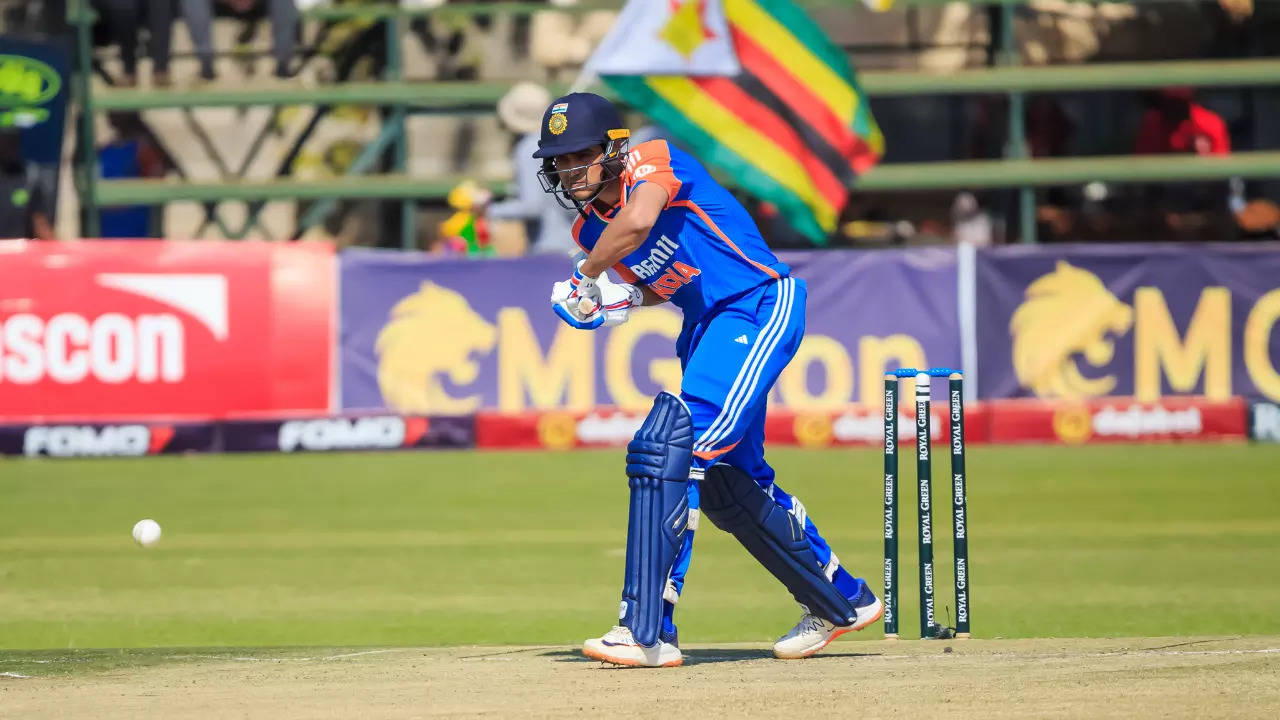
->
<box><xmin>132</xmin><ymin>519</ymin><xmax>162</xmax><ymax>548</ymax></box>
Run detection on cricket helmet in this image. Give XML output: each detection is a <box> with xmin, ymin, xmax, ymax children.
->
<box><xmin>532</xmin><ymin>93</ymin><xmax>630</xmax><ymax>212</ymax></box>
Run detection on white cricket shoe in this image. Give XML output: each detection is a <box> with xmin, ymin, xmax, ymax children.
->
<box><xmin>773</xmin><ymin>595</ymin><xmax>884</xmax><ymax>659</ymax></box>
<box><xmin>582</xmin><ymin>626</ymin><xmax>683</xmax><ymax>668</ymax></box>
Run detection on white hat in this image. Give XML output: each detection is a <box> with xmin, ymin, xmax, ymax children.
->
<box><xmin>497</xmin><ymin>82</ymin><xmax>552</xmax><ymax>135</ymax></box>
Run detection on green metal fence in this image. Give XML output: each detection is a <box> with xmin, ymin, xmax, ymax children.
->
<box><xmin>71</xmin><ymin>1</ymin><xmax>1280</xmax><ymax>245</ymax></box>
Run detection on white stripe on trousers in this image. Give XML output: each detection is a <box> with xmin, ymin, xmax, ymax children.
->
<box><xmin>701</xmin><ymin>278</ymin><xmax>795</xmax><ymax>452</ymax></box>
<box><xmin>693</xmin><ymin>278</ymin><xmax>790</xmax><ymax>452</ymax></box>
<box><xmin>694</xmin><ymin>278</ymin><xmax>795</xmax><ymax>453</ymax></box>
<box><xmin>692</xmin><ymin>279</ymin><xmax>788</xmax><ymax>451</ymax></box>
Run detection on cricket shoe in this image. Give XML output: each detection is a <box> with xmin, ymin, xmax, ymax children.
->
<box><xmin>772</xmin><ymin>587</ymin><xmax>884</xmax><ymax>659</ymax></box>
<box><xmin>582</xmin><ymin>626</ymin><xmax>682</xmax><ymax>668</ymax></box>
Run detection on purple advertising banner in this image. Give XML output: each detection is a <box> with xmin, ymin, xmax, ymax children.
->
<box><xmin>975</xmin><ymin>243</ymin><xmax>1280</xmax><ymax>403</ymax></box>
<box><xmin>221</xmin><ymin>415</ymin><xmax>474</xmax><ymax>453</ymax></box>
<box><xmin>339</xmin><ymin>248</ymin><xmax>960</xmax><ymax>413</ymax></box>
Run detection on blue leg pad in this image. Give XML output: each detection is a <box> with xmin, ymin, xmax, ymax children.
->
<box><xmin>701</xmin><ymin>465</ymin><xmax>856</xmax><ymax>626</ymax></box>
<box><xmin>621</xmin><ymin>392</ymin><xmax>693</xmax><ymax>647</ymax></box>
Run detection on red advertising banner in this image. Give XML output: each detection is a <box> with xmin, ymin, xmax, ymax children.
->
<box><xmin>762</xmin><ymin>405</ymin><xmax>978</xmax><ymax>448</ymax></box>
<box><xmin>474</xmin><ymin>405</ymin><xmax>983</xmax><ymax>451</ymax></box>
<box><xmin>0</xmin><ymin>240</ymin><xmax>334</xmax><ymax>420</ymax></box>
<box><xmin>0</xmin><ymin>399</ymin><xmax>1244</xmax><ymax>457</ymax></box>
<box><xmin>475</xmin><ymin>409</ymin><xmax>645</xmax><ymax>450</ymax></box>
<box><xmin>474</xmin><ymin>398</ymin><xmax>1243</xmax><ymax>450</ymax></box>
<box><xmin>985</xmin><ymin>396</ymin><xmax>1246</xmax><ymax>445</ymax></box>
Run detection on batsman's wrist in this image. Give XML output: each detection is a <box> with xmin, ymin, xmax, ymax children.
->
<box><xmin>577</xmin><ymin>260</ymin><xmax>604</xmax><ymax>280</ymax></box>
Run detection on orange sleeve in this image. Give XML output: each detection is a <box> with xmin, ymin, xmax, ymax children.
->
<box><xmin>621</xmin><ymin>140</ymin><xmax>682</xmax><ymax>208</ymax></box>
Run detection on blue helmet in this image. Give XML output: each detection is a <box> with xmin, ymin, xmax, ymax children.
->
<box><xmin>533</xmin><ymin>93</ymin><xmax>631</xmax><ymax>213</ymax></box>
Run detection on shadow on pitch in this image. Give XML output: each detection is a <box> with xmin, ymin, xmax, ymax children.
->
<box><xmin>542</xmin><ymin>648</ymin><xmax>882</xmax><ymax>666</ymax></box>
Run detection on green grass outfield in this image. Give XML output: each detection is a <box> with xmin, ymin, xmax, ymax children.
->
<box><xmin>2</xmin><ymin>444</ymin><xmax>1279</xmax><ymax>651</ymax></box>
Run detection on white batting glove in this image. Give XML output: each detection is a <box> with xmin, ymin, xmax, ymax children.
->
<box><xmin>568</xmin><ymin>262</ymin><xmax>603</xmax><ymax>318</ymax></box>
<box><xmin>549</xmin><ymin>259</ymin><xmax>642</xmax><ymax>329</ymax></box>
<box><xmin>551</xmin><ymin>279</ymin><xmax>575</xmax><ymax>305</ymax></box>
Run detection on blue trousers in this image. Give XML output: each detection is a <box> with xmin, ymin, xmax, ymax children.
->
<box><xmin>662</xmin><ymin>277</ymin><xmax>866</xmax><ymax>634</ymax></box>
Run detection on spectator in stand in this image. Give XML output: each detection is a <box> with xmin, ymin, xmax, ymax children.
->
<box><xmin>177</xmin><ymin>0</ymin><xmax>219</xmax><ymax>81</ymax></box>
<box><xmin>1234</xmin><ymin>196</ymin><xmax>1280</xmax><ymax>239</ymax></box>
<box><xmin>92</xmin><ymin>0</ymin><xmax>175</xmax><ymax>86</ymax></box>
<box><xmin>97</xmin><ymin>112</ymin><xmax>168</xmax><ymax>238</ymax></box>
<box><xmin>407</xmin><ymin>0</ymin><xmax>481</xmax><ymax>81</ymax></box>
<box><xmin>1135</xmin><ymin>87</ymin><xmax>1230</xmax><ymax>157</ymax></box>
<box><xmin>1025</xmin><ymin>97</ymin><xmax>1074</xmax><ymax>239</ymax></box>
<box><xmin>951</xmin><ymin>192</ymin><xmax>994</xmax><ymax>247</ymax></box>
<box><xmin>1218</xmin><ymin>0</ymin><xmax>1253</xmax><ymax>23</ymax></box>
<box><xmin>2</xmin><ymin>1</ymin><xmax>67</xmax><ymax>35</ymax></box>
<box><xmin>1135</xmin><ymin>88</ymin><xmax>1232</xmax><ymax>239</ymax></box>
<box><xmin>191</xmin><ymin>0</ymin><xmax>300</xmax><ymax>79</ymax></box>
<box><xmin>0</xmin><ymin>128</ymin><xmax>55</xmax><ymax>240</ymax></box>
<box><xmin>482</xmin><ymin>82</ymin><xmax>577</xmax><ymax>255</ymax></box>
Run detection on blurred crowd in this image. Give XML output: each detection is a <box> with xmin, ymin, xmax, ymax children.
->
<box><xmin>72</xmin><ymin>0</ymin><xmax>612</xmax><ymax>87</ymax></box>
<box><xmin>922</xmin><ymin>86</ymin><xmax>1279</xmax><ymax>248</ymax></box>
<box><xmin>62</xmin><ymin>0</ymin><xmax>625</xmax><ymax>249</ymax></box>
<box><xmin>91</xmin><ymin>0</ymin><xmax>301</xmax><ymax>86</ymax></box>
<box><xmin>83</xmin><ymin>0</ymin><xmax>322</xmax><ymax>86</ymax></box>
<box><xmin>397</xmin><ymin>80</ymin><xmax>1280</xmax><ymax>256</ymax></box>
<box><xmin>0</xmin><ymin>0</ymin><xmax>1276</xmax><ymax>247</ymax></box>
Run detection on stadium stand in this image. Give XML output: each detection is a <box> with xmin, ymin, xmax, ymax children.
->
<box><xmin>46</xmin><ymin>1</ymin><xmax>1280</xmax><ymax>246</ymax></box>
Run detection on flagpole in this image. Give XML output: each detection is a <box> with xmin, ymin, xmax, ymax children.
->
<box><xmin>568</xmin><ymin>68</ymin><xmax>599</xmax><ymax>95</ymax></box>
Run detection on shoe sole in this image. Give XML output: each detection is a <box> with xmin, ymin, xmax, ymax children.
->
<box><xmin>774</xmin><ymin>598</ymin><xmax>885</xmax><ymax>660</ymax></box>
<box><xmin>582</xmin><ymin>644</ymin><xmax>683</xmax><ymax>668</ymax></box>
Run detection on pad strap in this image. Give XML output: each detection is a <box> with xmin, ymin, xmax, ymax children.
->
<box><xmin>701</xmin><ymin>465</ymin><xmax>855</xmax><ymax>626</ymax></box>
<box><xmin>620</xmin><ymin>392</ymin><xmax>693</xmax><ymax>647</ymax></box>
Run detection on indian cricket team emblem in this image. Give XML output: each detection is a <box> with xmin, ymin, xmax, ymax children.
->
<box><xmin>548</xmin><ymin>112</ymin><xmax>568</xmax><ymax>135</ymax></box>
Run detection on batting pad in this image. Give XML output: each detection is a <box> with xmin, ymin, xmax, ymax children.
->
<box><xmin>701</xmin><ymin>465</ymin><xmax>856</xmax><ymax>626</ymax></box>
<box><xmin>620</xmin><ymin>392</ymin><xmax>693</xmax><ymax>648</ymax></box>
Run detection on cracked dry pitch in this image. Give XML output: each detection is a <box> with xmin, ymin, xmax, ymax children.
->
<box><xmin>2</xmin><ymin>637</ymin><xmax>1278</xmax><ymax>719</ymax></box>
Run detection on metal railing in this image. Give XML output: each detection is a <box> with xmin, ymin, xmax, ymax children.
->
<box><xmin>70</xmin><ymin>0</ymin><xmax>1278</xmax><ymax>245</ymax></box>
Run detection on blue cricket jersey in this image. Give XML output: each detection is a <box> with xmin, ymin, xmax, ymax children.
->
<box><xmin>571</xmin><ymin>140</ymin><xmax>790</xmax><ymax>322</ymax></box>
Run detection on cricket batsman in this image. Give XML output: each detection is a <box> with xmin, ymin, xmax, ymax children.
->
<box><xmin>536</xmin><ymin>93</ymin><xmax>881</xmax><ymax>667</ymax></box>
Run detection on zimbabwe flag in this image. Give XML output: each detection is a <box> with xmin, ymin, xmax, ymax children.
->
<box><xmin>587</xmin><ymin>0</ymin><xmax>882</xmax><ymax>244</ymax></box>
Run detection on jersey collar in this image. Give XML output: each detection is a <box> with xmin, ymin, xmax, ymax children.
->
<box><xmin>589</xmin><ymin>201</ymin><xmax>622</xmax><ymax>221</ymax></box>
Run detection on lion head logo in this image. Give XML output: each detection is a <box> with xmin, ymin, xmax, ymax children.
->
<box><xmin>1010</xmin><ymin>260</ymin><xmax>1133</xmax><ymax>399</ymax></box>
<box><xmin>375</xmin><ymin>282</ymin><xmax>497</xmax><ymax>413</ymax></box>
